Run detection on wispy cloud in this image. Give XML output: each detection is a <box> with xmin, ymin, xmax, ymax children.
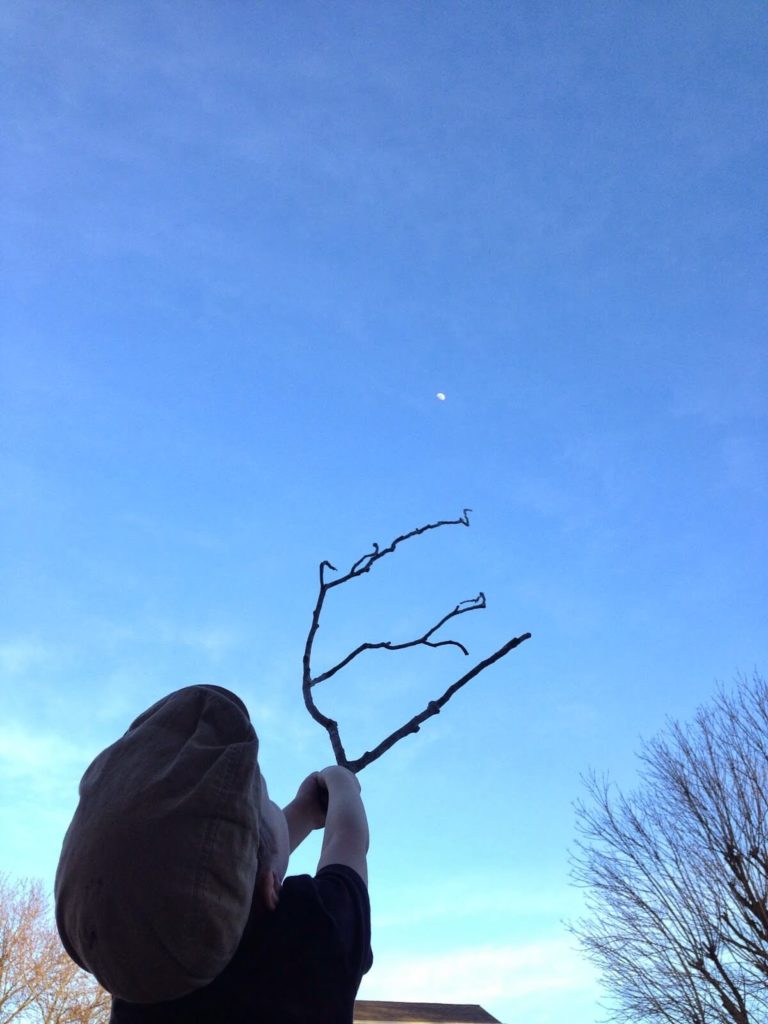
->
<box><xmin>174</xmin><ymin>625</ymin><xmax>239</xmax><ymax>658</ymax></box>
<box><xmin>719</xmin><ymin>434</ymin><xmax>768</xmax><ymax>500</ymax></box>
<box><xmin>359</xmin><ymin>938</ymin><xmax>597</xmax><ymax>1007</ymax></box>
<box><xmin>669</xmin><ymin>342</ymin><xmax>767</xmax><ymax>427</ymax></box>
<box><xmin>373</xmin><ymin>875</ymin><xmax>585</xmax><ymax>930</ymax></box>
<box><xmin>93</xmin><ymin>618</ymin><xmax>242</xmax><ymax>660</ymax></box>
<box><xmin>0</xmin><ymin>638</ymin><xmax>53</xmax><ymax>676</ymax></box>
<box><xmin>0</xmin><ymin>718</ymin><xmax>90</xmax><ymax>891</ymax></box>
<box><xmin>0</xmin><ymin>721</ymin><xmax>85</xmax><ymax>782</ymax></box>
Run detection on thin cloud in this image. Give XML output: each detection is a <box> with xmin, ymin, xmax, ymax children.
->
<box><xmin>0</xmin><ymin>638</ymin><xmax>53</xmax><ymax>676</ymax></box>
<box><xmin>0</xmin><ymin>721</ymin><xmax>84</xmax><ymax>782</ymax></box>
<box><xmin>373</xmin><ymin>875</ymin><xmax>585</xmax><ymax>930</ymax></box>
<box><xmin>94</xmin><ymin>618</ymin><xmax>241</xmax><ymax>659</ymax></box>
<box><xmin>174</xmin><ymin>625</ymin><xmax>239</xmax><ymax>658</ymax></box>
<box><xmin>358</xmin><ymin>938</ymin><xmax>597</xmax><ymax>1005</ymax></box>
<box><xmin>719</xmin><ymin>434</ymin><xmax>768</xmax><ymax>500</ymax></box>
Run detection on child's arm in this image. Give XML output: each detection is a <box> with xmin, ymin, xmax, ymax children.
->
<box><xmin>316</xmin><ymin>765</ymin><xmax>369</xmax><ymax>886</ymax></box>
<box><xmin>282</xmin><ymin>773</ymin><xmax>327</xmax><ymax>854</ymax></box>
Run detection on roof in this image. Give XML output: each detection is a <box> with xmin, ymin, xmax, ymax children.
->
<box><xmin>354</xmin><ymin>1001</ymin><xmax>502</xmax><ymax>1023</ymax></box>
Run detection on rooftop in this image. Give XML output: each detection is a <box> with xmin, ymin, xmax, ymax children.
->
<box><xmin>354</xmin><ymin>1001</ymin><xmax>502</xmax><ymax>1023</ymax></box>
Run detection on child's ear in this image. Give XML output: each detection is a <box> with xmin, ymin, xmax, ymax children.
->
<box><xmin>258</xmin><ymin>870</ymin><xmax>281</xmax><ymax>912</ymax></box>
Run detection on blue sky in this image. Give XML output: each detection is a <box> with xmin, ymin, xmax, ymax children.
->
<box><xmin>2</xmin><ymin>3</ymin><xmax>766</xmax><ymax>1021</ymax></box>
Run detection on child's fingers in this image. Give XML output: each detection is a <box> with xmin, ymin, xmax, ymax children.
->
<box><xmin>314</xmin><ymin>774</ymin><xmax>329</xmax><ymax>814</ymax></box>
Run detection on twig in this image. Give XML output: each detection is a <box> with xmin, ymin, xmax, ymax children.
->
<box><xmin>301</xmin><ymin>511</ymin><xmax>530</xmax><ymax>771</ymax></box>
<box><xmin>310</xmin><ymin>594</ymin><xmax>486</xmax><ymax>687</ymax></box>
<box><xmin>344</xmin><ymin>630</ymin><xmax>532</xmax><ymax>772</ymax></box>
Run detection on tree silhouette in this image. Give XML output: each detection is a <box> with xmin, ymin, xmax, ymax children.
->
<box><xmin>302</xmin><ymin>510</ymin><xmax>531</xmax><ymax>772</ymax></box>
<box><xmin>571</xmin><ymin>673</ymin><xmax>768</xmax><ymax>1024</ymax></box>
<box><xmin>0</xmin><ymin>875</ymin><xmax>109</xmax><ymax>1024</ymax></box>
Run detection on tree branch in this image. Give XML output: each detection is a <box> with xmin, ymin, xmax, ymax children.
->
<box><xmin>310</xmin><ymin>594</ymin><xmax>486</xmax><ymax>687</ymax></box>
<box><xmin>302</xmin><ymin>511</ymin><xmax>530</xmax><ymax>772</ymax></box>
<box><xmin>334</xmin><ymin>509</ymin><xmax>472</xmax><ymax>587</ymax></box>
<box><xmin>343</xmin><ymin>630</ymin><xmax>532</xmax><ymax>773</ymax></box>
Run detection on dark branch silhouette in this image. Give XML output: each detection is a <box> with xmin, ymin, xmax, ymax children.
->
<box><xmin>302</xmin><ymin>510</ymin><xmax>531</xmax><ymax>772</ymax></box>
<box><xmin>570</xmin><ymin>673</ymin><xmax>768</xmax><ymax>1024</ymax></box>
<box><xmin>0</xmin><ymin>876</ymin><xmax>110</xmax><ymax>1024</ymax></box>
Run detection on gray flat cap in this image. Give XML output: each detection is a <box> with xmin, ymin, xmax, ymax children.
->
<box><xmin>55</xmin><ymin>685</ymin><xmax>261</xmax><ymax>1003</ymax></box>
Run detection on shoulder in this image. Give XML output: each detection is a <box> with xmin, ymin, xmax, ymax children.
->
<box><xmin>277</xmin><ymin>869</ymin><xmax>368</xmax><ymax>934</ymax></box>
<box><xmin>280</xmin><ymin>866</ymin><xmax>368</xmax><ymax>915</ymax></box>
<box><xmin>315</xmin><ymin>863</ymin><xmax>368</xmax><ymax>899</ymax></box>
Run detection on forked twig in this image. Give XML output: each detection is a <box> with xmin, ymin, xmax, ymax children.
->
<box><xmin>302</xmin><ymin>510</ymin><xmax>531</xmax><ymax>771</ymax></box>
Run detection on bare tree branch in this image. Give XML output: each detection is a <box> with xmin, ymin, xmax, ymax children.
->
<box><xmin>0</xmin><ymin>875</ymin><xmax>109</xmax><ymax>1024</ymax></box>
<box><xmin>570</xmin><ymin>673</ymin><xmax>768</xmax><ymax>1024</ymax></box>
<box><xmin>326</xmin><ymin>509</ymin><xmax>472</xmax><ymax>588</ymax></box>
<box><xmin>343</xmin><ymin>630</ymin><xmax>531</xmax><ymax>773</ymax></box>
<box><xmin>310</xmin><ymin>594</ymin><xmax>486</xmax><ymax>687</ymax></box>
<box><xmin>302</xmin><ymin>511</ymin><xmax>531</xmax><ymax>772</ymax></box>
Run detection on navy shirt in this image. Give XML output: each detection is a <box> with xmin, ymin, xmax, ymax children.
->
<box><xmin>110</xmin><ymin>865</ymin><xmax>372</xmax><ymax>1024</ymax></box>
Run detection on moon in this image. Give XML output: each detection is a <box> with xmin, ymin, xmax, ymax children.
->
<box><xmin>436</xmin><ymin>392</ymin><xmax>446</xmax><ymax>401</ymax></box>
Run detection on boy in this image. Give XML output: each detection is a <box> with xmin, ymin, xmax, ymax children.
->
<box><xmin>55</xmin><ymin>684</ymin><xmax>372</xmax><ymax>1023</ymax></box>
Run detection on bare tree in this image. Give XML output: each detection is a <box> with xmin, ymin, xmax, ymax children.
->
<box><xmin>0</xmin><ymin>876</ymin><xmax>44</xmax><ymax>1024</ymax></box>
<box><xmin>302</xmin><ymin>510</ymin><xmax>531</xmax><ymax>772</ymax></box>
<box><xmin>0</xmin><ymin>876</ymin><xmax>109</xmax><ymax>1024</ymax></box>
<box><xmin>32</xmin><ymin>932</ymin><xmax>110</xmax><ymax>1024</ymax></box>
<box><xmin>571</xmin><ymin>673</ymin><xmax>768</xmax><ymax>1024</ymax></box>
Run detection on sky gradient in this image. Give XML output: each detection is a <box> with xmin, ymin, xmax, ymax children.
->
<box><xmin>2</xmin><ymin>3</ymin><xmax>767</xmax><ymax>1022</ymax></box>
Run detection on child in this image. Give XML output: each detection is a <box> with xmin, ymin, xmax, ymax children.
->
<box><xmin>55</xmin><ymin>684</ymin><xmax>372</xmax><ymax>1023</ymax></box>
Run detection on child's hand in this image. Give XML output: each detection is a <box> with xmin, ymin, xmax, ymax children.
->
<box><xmin>318</xmin><ymin>765</ymin><xmax>361</xmax><ymax>794</ymax></box>
<box><xmin>283</xmin><ymin>766</ymin><xmax>362</xmax><ymax>854</ymax></box>
<box><xmin>292</xmin><ymin>772</ymin><xmax>328</xmax><ymax>831</ymax></box>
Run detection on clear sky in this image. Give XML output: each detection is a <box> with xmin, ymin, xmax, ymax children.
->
<box><xmin>2</xmin><ymin>3</ymin><xmax>766</xmax><ymax>1022</ymax></box>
